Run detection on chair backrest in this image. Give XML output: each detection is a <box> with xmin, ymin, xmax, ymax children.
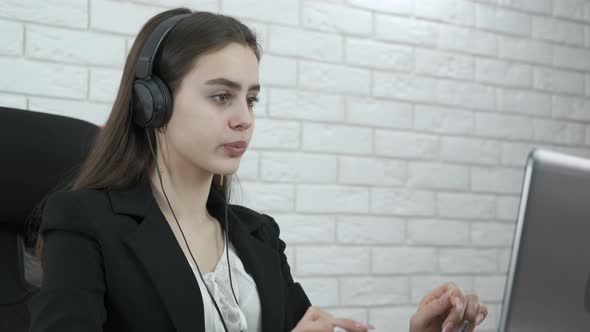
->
<box><xmin>0</xmin><ymin>106</ymin><xmax>99</xmax><ymax>331</ymax></box>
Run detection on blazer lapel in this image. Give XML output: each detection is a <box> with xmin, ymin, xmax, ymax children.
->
<box><xmin>108</xmin><ymin>180</ymin><xmax>287</xmax><ymax>332</ymax></box>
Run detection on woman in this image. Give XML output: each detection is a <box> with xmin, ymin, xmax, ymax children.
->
<box><xmin>29</xmin><ymin>8</ymin><xmax>488</xmax><ymax>332</ymax></box>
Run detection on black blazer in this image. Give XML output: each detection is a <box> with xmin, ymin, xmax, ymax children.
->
<box><xmin>28</xmin><ymin>180</ymin><xmax>311</xmax><ymax>332</ymax></box>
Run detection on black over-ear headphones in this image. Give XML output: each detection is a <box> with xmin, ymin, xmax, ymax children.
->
<box><xmin>132</xmin><ymin>14</ymin><xmax>190</xmax><ymax>128</ymax></box>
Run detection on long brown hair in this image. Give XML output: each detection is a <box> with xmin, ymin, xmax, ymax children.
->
<box><xmin>32</xmin><ymin>8</ymin><xmax>262</xmax><ymax>269</ymax></box>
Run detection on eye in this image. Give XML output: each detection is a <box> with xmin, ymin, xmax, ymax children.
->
<box><xmin>247</xmin><ymin>96</ymin><xmax>260</xmax><ymax>108</ymax></box>
<box><xmin>213</xmin><ymin>93</ymin><xmax>231</xmax><ymax>104</ymax></box>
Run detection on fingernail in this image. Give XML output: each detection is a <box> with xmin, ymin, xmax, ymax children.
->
<box><xmin>476</xmin><ymin>313</ymin><xmax>485</xmax><ymax>325</ymax></box>
<box><xmin>454</xmin><ymin>296</ymin><xmax>463</xmax><ymax>311</ymax></box>
<box><xmin>442</xmin><ymin>321</ymin><xmax>454</xmax><ymax>332</ymax></box>
<box><xmin>438</xmin><ymin>291</ymin><xmax>451</xmax><ymax>304</ymax></box>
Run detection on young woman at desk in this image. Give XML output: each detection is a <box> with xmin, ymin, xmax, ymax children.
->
<box><xmin>29</xmin><ymin>8</ymin><xmax>488</xmax><ymax>332</ymax></box>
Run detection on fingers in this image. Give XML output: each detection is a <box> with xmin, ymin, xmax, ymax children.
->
<box><xmin>439</xmin><ymin>287</ymin><xmax>467</xmax><ymax>332</ymax></box>
<box><xmin>443</xmin><ymin>294</ymin><xmax>488</xmax><ymax>332</ymax></box>
<box><xmin>474</xmin><ymin>303</ymin><xmax>488</xmax><ymax>328</ymax></box>
<box><xmin>410</xmin><ymin>289</ymin><xmax>454</xmax><ymax>330</ymax></box>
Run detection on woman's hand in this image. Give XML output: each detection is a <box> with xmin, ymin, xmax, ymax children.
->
<box><xmin>410</xmin><ymin>282</ymin><xmax>488</xmax><ymax>332</ymax></box>
<box><xmin>292</xmin><ymin>306</ymin><xmax>374</xmax><ymax>332</ymax></box>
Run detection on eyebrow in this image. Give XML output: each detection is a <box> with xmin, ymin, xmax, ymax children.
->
<box><xmin>205</xmin><ymin>78</ymin><xmax>260</xmax><ymax>92</ymax></box>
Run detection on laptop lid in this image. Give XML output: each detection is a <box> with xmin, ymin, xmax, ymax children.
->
<box><xmin>499</xmin><ymin>149</ymin><xmax>590</xmax><ymax>331</ymax></box>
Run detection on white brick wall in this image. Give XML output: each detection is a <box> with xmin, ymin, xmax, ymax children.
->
<box><xmin>4</xmin><ymin>1</ymin><xmax>590</xmax><ymax>331</ymax></box>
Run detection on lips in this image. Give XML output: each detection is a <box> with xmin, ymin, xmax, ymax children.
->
<box><xmin>223</xmin><ymin>141</ymin><xmax>248</xmax><ymax>157</ymax></box>
<box><xmin>224</xmin><ymin>141</ymin><xmax>248</xmax><ymax>149</ymax></box>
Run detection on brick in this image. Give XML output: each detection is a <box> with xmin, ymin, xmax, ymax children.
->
<box><xmin>375</xmin><ymin>15</ymin><xmax>438</xmax><ymax>47</ymax></box>
<box><xmin>340</xmin><ymin>277</ymin><xmax>409</xmax><ymax>305</ymax></box>
<box><xmin>260</xmin><ymin>55</ymin><xmax>296</xmax><ymax>87</ymax></box>
<box><xmin>369</xmin><ymin>306</ymin><xmax>415</xmax><ymax>332</ymax></box>
<box><xmin>249</xmin><ymin>119</ymin><xmax>300</xmax><ymax>149</ymax></box>
<box><xmin>297</xmin><ymin>246</ymin><xmax>370</xmax><ymax>275</ymax></box>
<box><xmin>407</xmin><ymin>219</ymin><xmax>470</xmax><ymax>246</ymax></box>
<box><xmin>372</xmin><ymin>247</ymin><xmax>437</xmax><ymax>274</ymax></box>
<box><xmin>552</xmin><ymin>96</ymin><xmax>590</xmax><ymax>122</ymax></box>
<box><xmin>532</xmin><ymin>17</ymin><xmax>584</xmax><ymax>46</ymax></box>
<box><xmin>298</xmin><ymin>278</ymin><xmax>339</xmax><ymax>307</ymax></box>
<box><xmin>373</xmin><ymin>73</ymin><xmax>496</xmax><ymax>110</ymax></box>
<box><xmin>414</xmin><ymin>105</ymin><xmax>474</xmax><ymax>135</ymax></box>
<box><xmin>439</xmin><ymin>249</ymin><xmax>497</xmax><ymax>273</ymax></box>
<box><xmin>0</xmin><ymin>20</ymin><xmax>22</xmax><ymax>55</ymax></box>
<box><xmin>474</xmin><ymin>275</ymin><xmax>507</xmax><ymax>303</ymax></box>
<box><xmin>302</xmin><ymin>1</ymin><xmax>372</xmax><ymax>36</ymax></box>
<box><xmin>90</xmin><ymin>68</ymin><xmax>123</xmax><ymax>103</ymax></box>
<box><xmin>410</xmin><ymin>275</ymin><xmax>473</xmax><ymax>304</ymax></box>
<box><xmin>346</xmin><ymin>38</ymin><xmax>413</xmax><ymax>71</ymax></box>
<box><xmin>299</xmin><ymin>61</ymin><xmax>371</xmax><ymax>95</ymax></box>
<box><xmin>91</xmin><ymin>0</ymin><xmax>162</xmax><ymax>34</ymax></box>
<box><xmin>498</xmin><ymin>89</ymin><xmax>552</xmax><ymax>117</ymax></box>
<box><xmin>340</xmin><ymin>156</ymin><xmax>406</xmax><ymax>186</ymax></box>
<box><xmin>236</xmin><ymin>150</ymin><xmax>258</xmax><ymax>180</ymax></box>
<box><xmin>260</xmin><ymin>152</ymin><xmax>337</xmax><ymax>183</ymax></box>
<box><xmin>495</xmin><ymin>0</ymin><xmax>552</xmax><ymax>14</ymax></box>
<box><xmin>346</xmin><ymin>97</ymin><xmax>413</xmax><ymax>129</ymax></box>
<box><xmin>408</xmin><ymin>162</ymin><xmax>470</xmax><ymax>190</ymax></box>
<box><xmin>440</xmin><ymin>137</ymin><xmax>501</xmax><ymax>166</ymax></box>
<box><xmin>131</xmin><ymin>0</ymin><xmax>217</xmax><ymax>10</ymax></box>
<box><xmin>438</xmin><ymin>25</ymin><xmax>498</xmax><ymax>56</ymax></box>
<box><xmin>0</xmin><ymin>93</ymin><xmax>26</xmax><ymax>109</ymax></box>
<box><xmin>375</xmin><ymin>130</ymin><xmax>439</xmax><ymax>160</ymax></box>
<box><xmin>475</xmin><ymin>4</ymin><xmax>531</xmax><ymax>37</ymax></box>
<box><xmin>347</xmin><ymin>0</ymin><xmax>413</xmax><ymax>15</ymax></box>
<box><xmin>235</xmin><ymin>182</ymin><xmax>294</xmax><ymax>212</ymax></box>
<box><xmin>268</xmin><ymin>88</ymin><xmax>344</xmax><ymax>121</ymax></box>
<box><xmin>497</xmin><ymin>195</ymin><xmax>521</xmax><ymax>222</ymax></box>
<box><xmin>553</xmin><ymin>45</ymin><xmax>590</xmax><ymax>71</ymax></box>
<box><xmin>371</xmin><ymin>188</ymin><xmax>436</xmax><ymax>216</ymax></box>
<box><xmin>474</xmin><ymin>112</ymin><xmax>533</xmax><ymax>140</ymax></box>
<box><xmin>269</xmin><ymin>25</ymin><xmax>343</xmax><ymax>62</ymax></box>
<box><xmin>272</xmin><ymin>214</ymin><xmax>336</xmax><ymax>244</ymax></box>
<box><xmin>553</xmin><ymin>0</ymin><xmax>590</xmax><ymax>22</ymax></box>
<box><xmin>27</xmin><ymin>25</ymin><xmax>125</xmax><ymax>66</ymax></box>
<box><xmin>0</xmin><ymin>58</ymin><xmax>87</xmax><ymax>98</ymax></box>
<box><xmin>415</xmin><ymin>0</ymin><xmax>475</xmax><ymax>26</ymax></box>
<box><xmin>337</xmin><ymin>216</ymin><xmax>405</xmax><ymax>244</ymax></box>
<box><xmin>437</xmin><ymin>193</ymin><xmax>496</xmax><ymax>219</ymax></box>
<box><xmin>533</xmin><ymin>119</ymin><xmax>585</xmax><ymax>145</ymax></box>
<box><xmin>28</xmin><ymin>97</ymin><xmax>110</xmax><ymax>126</ymax></box>
<box><xmin>476</xmin><ymin>58</ymin><xmax>532</xmax><ymax>88</ymax></box>
<box><xmin>222</xmin><ymin>0</ymin><xmax>298</xmax><ymax>25</ymax></box>
<box><xmin>500</xmin><ymin>142</ymin><xmax>537</xmax><ymax>167</ymax></box>
<box><xmin>471</xmin><ymin>222</ymin><xmax>515</xmax><ymax>247</ymax></box>
<box><xmin>415</xmin><ymin>48</ymin><xmax>474</xmax><ymax>80</ymax></box>
<box><xmin>0</xmin><ymin>0</ymin><xmax>87</xmax><ymax>28</ymax></box>
<box><xmin>533</xmin><ymin>67</ymin><xmax>585</xmax><ymax>95</ymax></box>
<box><xmin>498</xmin><ymin>36</ymin><xmax>553</xmax><ymax>65</ymax></box>
<box><xmin>302</xmin><ymin>123</ymin><xmax>372</xmax><ymax>154</ymax></box>
<box><xmin>296</xmin><ymin>185</ymin><xmax>369</xmax><ymax>213</ymax></box>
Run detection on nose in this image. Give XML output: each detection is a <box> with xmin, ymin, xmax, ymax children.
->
<box><xmin>229</xmin><ymin>99</ymin><xmax>254</xmax><ymax>130</ymax></box>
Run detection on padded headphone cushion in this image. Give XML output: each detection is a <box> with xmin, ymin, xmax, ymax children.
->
<box><xmin>132</xmin><ymin>75</ymin><xmax>172</xmax><ymax>128</ymax></box>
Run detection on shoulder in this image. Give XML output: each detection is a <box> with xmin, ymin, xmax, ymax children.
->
<box><xmin>228</xmin><ymin>204</ymin><xmax>281</xmax><ymax>237</ymax></box>
<box><xmin>41</xmin><ymin>188</ymin><xmax>110</xmax><ymax>236</ymax></box>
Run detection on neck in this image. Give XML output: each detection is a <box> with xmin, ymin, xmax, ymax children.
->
<box><xmin>149</xmin><ymin>161</ymin><xmax>215</xmax><ymax>227</ymax></box>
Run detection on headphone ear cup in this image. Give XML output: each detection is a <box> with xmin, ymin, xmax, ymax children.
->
<box><xmin>132</xmin><ymin>76</ymin><xmax>172</xmax><ymax>128</ymax></box>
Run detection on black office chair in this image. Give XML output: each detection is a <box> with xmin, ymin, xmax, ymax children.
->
<box><xmin>0</xmin><ymin>106</ymin><xmax>99</xmax><ymax>331</ymax></box>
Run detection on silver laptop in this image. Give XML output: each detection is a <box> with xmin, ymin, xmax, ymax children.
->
<box><xmin>499</xmin><ymin>149</ymin><xmax>590</xmax><ymax>331</ymax></box>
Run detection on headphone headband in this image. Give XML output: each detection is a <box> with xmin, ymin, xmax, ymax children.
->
<box><xmin>134</xmin><ymin>13</ymin><xmax>190</xmax><ymax>79</ymax></box>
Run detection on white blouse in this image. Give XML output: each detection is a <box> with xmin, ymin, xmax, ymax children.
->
<box><xmin>188</xmin><ymin>236</ymin><xmax>262</xmax><ymax>332</ymax></box>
